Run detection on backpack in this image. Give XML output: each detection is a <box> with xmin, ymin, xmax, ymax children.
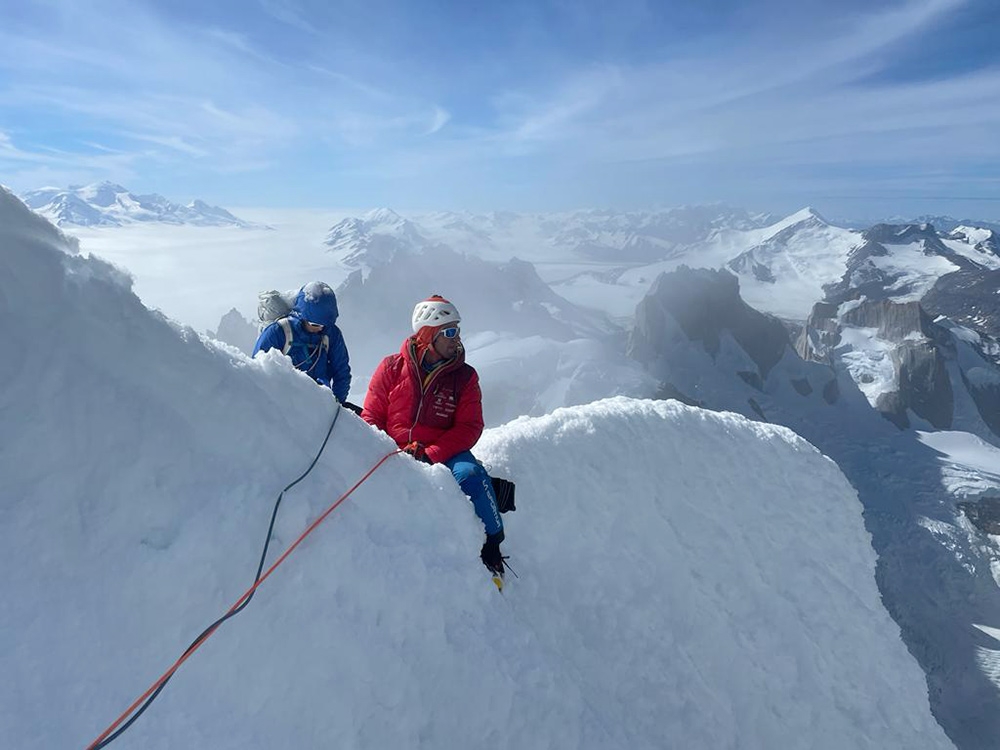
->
<box><xmin>257</xmin><ymin>289</ymin><xmax>297</xmax><ymax>332</ymax></box>
<box><xmin>491</xmin><ymin>477</ymin><xmax>516</xmax><ymax>514</ymax></box>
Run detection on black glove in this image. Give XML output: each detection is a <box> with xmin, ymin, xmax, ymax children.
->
<box><xmin>480</xmin><ymin>530</ymin><xmax>506</xmax><ymax>575</ymax></box>
<box><xmin>342</xmin><ymin>401</ymin><xmax>364</xmax><ymax>416</ymax></box>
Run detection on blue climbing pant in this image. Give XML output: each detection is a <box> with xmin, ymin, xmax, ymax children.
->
<box><xmin>443</xmin><ymin>450</ymin><xmax>503</xmax><ymax>536</ymax></box>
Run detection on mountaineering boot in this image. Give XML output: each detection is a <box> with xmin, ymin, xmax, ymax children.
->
<box><xmin>481</xmin><ymin>530</ymin><xmax>505</xmax><ymax>591</ymax></box>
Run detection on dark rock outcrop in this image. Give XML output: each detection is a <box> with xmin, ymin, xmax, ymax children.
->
<box><xmin>796</xmin><ymin>301</ymin><xmax>841</xmax><ymax>364</ymax></box>
<box><xmin>747</xmin><ymin>397</ymin><xmax>768</xmax><ymax>421</ymax></box>
<box><xmin>923</xmin><ymin>268</ymin><xmax>1000</xmax><ymax>342</ymax></box>
<box><xmin>821</xmin><ymin>377</ymin><xmax>840</xmax><ymax>404</ymax></box>
<box><xmin>862</xmin><ymin>223</ymin><xmax>942</xmax><ymax>246</ymax></box>
<box><xmin>840</xmin><ymin>299</ymin><xmax>943</xmax><ymax>343</ymax></box>
<box><xmin>962</xmin><ymin>369</ymin><xmax>1000</xmax><ymax>437</ymax></box>
<box><xmin>210</xmin><ymin>308</ymin><xmax>259</xmax><ymax>356</ymax></box>
<box><xmin>837</xmin><ymin>299</ymin><xmax>955</xmax><ymax>430</ymax></box>
<box><xmin>791</xmin><ymin>377</ymin><xmax>813</xmax><ymax>396</ymax></box>
<box><xmin>893</xmin><ymin>340</ymin><xmax>954</xmax><ymax>429</ymax></box>
<box><xmin>958</xmin><ymin>497</ymin><xmax>1000</xmax><ymax>535</ymax></box>
<box><xmin>727</xmin><ymin>250</ymin><xmax>776</xmax><ymax>283</ymax></box>
<box><xmin>825</xmin><ymin>223</ymin><xmax>969</xmax><ymax>307</ymax></box>
<box><xmin>654</xmin><ymin>381</ymin><xmax>702</xmax><ymax>407</ymax></box>
<box><xmin>875</xmin><ymin>391</ymin><xmax>910</xmax><ymax>429</ymax></box>
<box><xmin>628</xmin><ymin>267</ymin><xmax>789</xmax><ymax>379</ymax></box>
<box><xmin>824</xmin><ymin>240</ymin><xmax>894</xmax><ymax>306</ymax></box>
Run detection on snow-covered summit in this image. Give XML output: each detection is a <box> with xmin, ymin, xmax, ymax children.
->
<box><xmin>721</xmin><ymin>207</ymin><xmax>858</xmax><ymax>314</ymax></box>
<box><xmin>908</xmin><ymin>215</ymin><xmax>1000</xmax><ymax>235</ymax></box>
<box><xmin>945</xmin><ymin>226</ymin><xmax>1000</xmax><ymax>268</ymax></box>
<box><xmin>601</xmin><ymin>207</ymin><xmax>862</xmax><ymax>322</ymax></box>
<box><xmin>75</xmin><ymin>180</ymin><xmax>131</xmax><ymax>207</ymax></box>
<box><xmin>772</xmin><ymin>205</ymin><xmax>827</xmax><ymax>229</ymax></box>
<box><xmin>362</xmin><ymin>206</ymin><xmax>408</xmax><ymax>227</ymax></box>
<box><xmin>0</xmin><ymin>184</ymin><xmax>957</xmax><ymax>748</ymax></box>
<box><xmin>20</xmin><ymin>181</ymin><xmax>258</xmax><ymax>228</ymax></box>
<box><xmin>323</xmin><ymin>207</ymin><xmax>428</xmax><ymax>269</ymax></box>
<box><xmin>820</xmin><ymin>221</ymin><xmax>1000</xmax><ymax>341</ymax></box>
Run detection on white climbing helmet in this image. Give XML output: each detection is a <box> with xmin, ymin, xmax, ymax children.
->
<box><xmin>411</xmin><ymin>294</ymin><xmax>461</xmax><ymax>333</ymax></box>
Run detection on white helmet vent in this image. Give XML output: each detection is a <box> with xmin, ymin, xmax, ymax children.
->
<box><xmin>411</xmin><ymin>295</ymin><xmax>461</xmax><ymax>332</ymax></box>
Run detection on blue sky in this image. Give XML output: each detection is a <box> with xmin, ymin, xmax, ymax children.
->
<box><xmin>1</xmin><ymin>0</ymin><xmax>998</xmax><ymax>220</ymax></box>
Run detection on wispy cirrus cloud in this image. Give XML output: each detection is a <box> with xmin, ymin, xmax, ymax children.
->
<box><xmin>122</xmin><ymin>133</ymin><xmax>210</xmax><ymax>158</ymax></box>
<box><xmin>0</xmin><ymin>128</ymin><xmax>145</xmax><ymax>191</ymax></box>
<box><xmin>0</xmin><ymin>0</ymin><xmax>997</xmax><ymax>216</ymax></box>
<box><xmin>483</xmin><ymin>0</ymin><xmax>981</xmax><ymax>155</ymax></box>
<box><xmin>0</xmin><ymin>0</ymin><xmax>445</xmax><ymax>190</ymax></box>
<box><xmin>257</xmin><ymin>0</ymin><xmax>318</xmax><ymax>34</ymax></box>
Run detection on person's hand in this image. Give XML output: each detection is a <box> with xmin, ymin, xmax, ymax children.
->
<box><xmin>480</xmin><ymin>532</ymin><xmax>505</xmax><ymax>575</ymax></box>
<box><xmin>403</xmin><ymin>441</ymin><xmax>432</xmax><ymax>463</ymax></box>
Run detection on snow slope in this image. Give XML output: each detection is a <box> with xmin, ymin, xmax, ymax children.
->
<box><xmin>918</xmin><ymin>431</ymin><xmax>1000</xmax><ymax>499</ymax></box>
<box><xmin>0</xmin><ymin>187</ymin><xmax>952</xmax><ymax>748</ymax></box>
<box><xmin>627</xmin><ymin>266</ymin><xmax>1000</xmax><ymax>748</ymax></box>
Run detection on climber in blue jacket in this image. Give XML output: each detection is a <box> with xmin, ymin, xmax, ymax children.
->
<box><xmin>253</xmin><ymin>281</ymin><xmax>352</xmax><ymax>404</ymax></box>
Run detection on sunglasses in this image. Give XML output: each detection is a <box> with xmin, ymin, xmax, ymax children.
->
<box><xmin>304</xmin><ymin>320</ymin><xmax>325</xmax><ymax>330</ymax></box>
<box><xmin>438</xmin><ymin>326</ymin><xmax>460</xmax><ymax>339</ymax></box>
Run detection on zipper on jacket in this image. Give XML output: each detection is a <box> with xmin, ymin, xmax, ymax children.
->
<box><xmin>407</xmin><ymin>342</ymin><xmax>453</xmax><ymax>444</ymax></box>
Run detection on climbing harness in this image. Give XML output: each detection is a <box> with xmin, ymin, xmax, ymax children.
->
<box><xmin>278</xmin><ymin>316</ymin><xmax>329</xmax><ymax>375</ymax></box>
<box><xmin>87</xmin><ymin>404</ymin><xmax>399</xmax><ymax>749</ymax></box>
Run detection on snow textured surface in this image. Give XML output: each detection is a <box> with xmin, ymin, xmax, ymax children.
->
<box><xmin>0</xmin><ymin>186</ymin><xmax>953</xmax><ymax>748</ymax></box>
<box><xmin>917</xmin><ymin>431</ymin><xmax>1000</xmax><ymax>498</ymax></box>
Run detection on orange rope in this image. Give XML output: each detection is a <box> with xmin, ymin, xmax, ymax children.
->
<box><xmin>86</xmin><ymin>448</ymin><xmax>402</xmax><ymax>750</ymax></box>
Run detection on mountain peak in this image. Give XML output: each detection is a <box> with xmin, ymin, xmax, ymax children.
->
<box><xmin>363</xmin><ymin>207</ymin><xmax>405</xmax><ymax>225</ymax></box>
<box><xmin>788</xmin><ymin>206</ymin><xmax>828</xmax><ymax>224</ymax></box>
<box><xmin>20</xmin><ymin>183</ymin><xmax>255</xmax><ymax>228</ymax></box>
<box><xmin>92</xmin><ymin>180</ymin><xmax>128</xmax><ymax>190</ymax></box>
<box><xmin>78</xmin><ymin>181</ymin><xmax>129</xmax><ymax>205</ymax></box>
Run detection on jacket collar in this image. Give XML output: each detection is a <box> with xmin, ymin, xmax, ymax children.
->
<box><xmin>401</xmin><ymin>335</ymin><xmax>464</xmax><ymax>374</ymax></box>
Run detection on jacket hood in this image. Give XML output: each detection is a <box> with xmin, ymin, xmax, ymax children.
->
<box><xmin>292</xmin><ymin>281</ymin><xmax>338</xmax><ymax>328</ymax></box>
<box><xmin>402</xmin><ymin>334</ymin><xmax>465</xmax><ymax>371</ymax></box>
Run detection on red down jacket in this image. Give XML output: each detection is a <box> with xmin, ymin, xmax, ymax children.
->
<box><xmin>361</xmin><ymin>336</ymin><xmax>484</xmax><ymax>464</ymax></box>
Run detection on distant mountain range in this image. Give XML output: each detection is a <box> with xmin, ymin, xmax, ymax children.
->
<box><xmin>322</xmin><ymin>205</ymin><xmax>783</xmax><ymax>268</ymax></box>
<box><xmin>320</xmin><ymin>205</ymin><xmax>1000</xmax><ymax>337</ymax></box>
<box><xmin>20</xmin><ymin>182</ymin><xmax>260</xmax><ymax>228</ymax></box>
<box><xmin>886</xmin><ymin>214</ymin><xmax>1000</xmax><ymax>235</ymax></box>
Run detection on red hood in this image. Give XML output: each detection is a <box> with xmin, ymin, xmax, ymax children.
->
<box><xmin>401</xmin><ymin>335</ymin><xmax>465</xmax><ymax>373</ymax></box>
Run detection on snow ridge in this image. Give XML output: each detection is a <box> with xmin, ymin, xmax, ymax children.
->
<box><xmin>0</xmin><ymin>186</ymin><xmax>952</xmax><ymax>750</ymax></box>
<box><xmin>20</xmin><ymin>181</ymin><xmax>258</xmax><ymax>228</ymax></box>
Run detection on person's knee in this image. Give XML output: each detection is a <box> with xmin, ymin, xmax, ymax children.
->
<box><xmin>457</xmin><ymin>466</ymin><xmax>487</xmax><ymax>491</ymax></box>
<box><xmin>448</xmin><ymin>453</ymin><xmax>484</xmax><ymax>484</ymax></box>
<box><xmin>450</xmin><ymin>462</ymin><xmax>474</xmax><ymax>484</ymax></box>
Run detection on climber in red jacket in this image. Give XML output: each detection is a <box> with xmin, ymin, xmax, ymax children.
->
<box><xmin>362</xmin><ymin>295</ymin><xmax>505</xmax><ymax>576</ymax></box>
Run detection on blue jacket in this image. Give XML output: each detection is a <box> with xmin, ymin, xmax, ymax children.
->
<box><xmin>253</xmin><ymin>283</ymin><xmax>352</xmax><ymax>403</ymax></box>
